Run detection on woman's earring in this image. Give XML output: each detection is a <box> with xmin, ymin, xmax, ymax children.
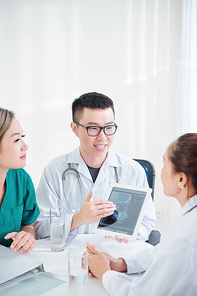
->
<box><xmin>178</xmin><ymin>183</ymin><xmax>184</xmax><ymax>189</ymax></box>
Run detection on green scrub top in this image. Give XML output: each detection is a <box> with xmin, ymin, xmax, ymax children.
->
<box><xmin>0</xmin><ymin>168</ymin><xmax>40</xmax><ymax>247</ymax></box>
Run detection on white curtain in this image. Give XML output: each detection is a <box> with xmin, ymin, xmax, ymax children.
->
<box><xmin>0</xmin><ymin>0</ymin><xmax>193</xmax><ymax>233</ymax></box>
<box><xmin>176</xmin><ymin>0</ymin><xmax>197</xmax><ymax>135</ymax></box>
<box><xmin>172</xmin><ymin>0</ymin><xmax>197</xmax><ymax>220</ymax></box>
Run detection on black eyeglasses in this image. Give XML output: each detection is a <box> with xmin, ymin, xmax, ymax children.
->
<box><xmin>74</xmin><ymin>122</ymin><xmax>118</xmax><ymax>137</ymax></box>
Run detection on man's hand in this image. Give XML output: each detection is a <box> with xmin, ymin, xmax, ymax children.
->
<box><xmin>71</xmin><ymin>190</ymin><xmax>116</xmax><ymax>232</ymax></box>
<box><xmin>105</xmin><ymin>232</ymin><xmax>140</xmax><ymax>243</ymax></box>
<box><xmin>4</xmin><ymin>231</ymin><xmax>36</xmax><ymax>254</ymax></box>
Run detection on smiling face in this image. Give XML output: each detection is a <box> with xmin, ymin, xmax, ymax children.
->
<box><xmin>0</xmin><ymin>117</ymin><xmax>28</xmax><ymax>173</ymax></box>
<box><xmin>71</xmin><ymin>107</ymin><xmax>116</xmax><ymax>167</ymax></box>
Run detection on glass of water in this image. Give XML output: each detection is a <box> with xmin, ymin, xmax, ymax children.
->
<box><xmin>68</xmin><ymin>249</ymin><xmax>89</xmax><ymax>296</ymax></box>
<box><xmin>50</xmin><ymin>207</ymin><xmax>65</xmax><ymax>252</ymax></box>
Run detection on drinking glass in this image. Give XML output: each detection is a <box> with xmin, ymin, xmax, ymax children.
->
<box><xmin>50</xmin><ymin>207</ymin><xmax>65</xmax><ymax>252</ymax></box>
<box><xmin>68</xmin><ymin>249</ymin><xmax>88</xmax><ymax>296</ymax></box>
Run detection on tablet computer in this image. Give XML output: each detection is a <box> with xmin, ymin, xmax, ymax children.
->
<box><xmin>93</xmin><ymin>183</ymin><xmax>152</xmax><ymax>241</ymax></box>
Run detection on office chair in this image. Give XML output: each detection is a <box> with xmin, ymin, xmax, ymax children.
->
<box><xmin>133</xmin><ymin>159</ymin><xmax>161</xmax><ymax>246</ymax></box>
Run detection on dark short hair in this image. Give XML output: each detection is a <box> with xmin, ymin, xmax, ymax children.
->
<box><xmin>169</xmin><ymin>133</ymin><xmax>197</xmax><ymax>195</ymax></box>
<box><xmin>72</xmin><ymin>92</ymin><xmax>115</xmax><ymax>122</ymax></box>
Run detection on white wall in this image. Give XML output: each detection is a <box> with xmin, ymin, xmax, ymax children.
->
<box><xmin>0</xmin><ymin>0</ymin><xmax>182</xmax><ymax>233</ymax></box>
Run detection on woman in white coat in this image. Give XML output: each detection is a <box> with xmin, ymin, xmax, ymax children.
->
<box><xmin>87</xmin><ymin>133</ymin><xmax>197</xmax><ymax>296</ymax></box>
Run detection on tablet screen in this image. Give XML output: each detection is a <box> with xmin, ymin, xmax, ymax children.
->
<box><xmin>97</xmin><ymin>186</ymin><xmax>147</xmax><ymax>235</ymax></box>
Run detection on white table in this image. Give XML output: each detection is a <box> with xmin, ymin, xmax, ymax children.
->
<box><xmin>2</xmin><ymin>234</ymin><xmax>152</xmax><ymax>296</ymax></box>
<box><xmin>29</xmin><ymin>234</ymin><xmax>110</xmax><ymax>296</ymax></box>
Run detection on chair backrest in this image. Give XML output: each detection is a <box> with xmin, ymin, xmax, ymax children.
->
<box><xmin>133</xmin><ymin>159</ymin><xmax>156</xmax><ymax>201</ymax></box>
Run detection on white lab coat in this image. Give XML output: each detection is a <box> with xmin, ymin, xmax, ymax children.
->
<box><xmin>35</xmin><ymin>147</ymin><xmax>156</xmax><ymax>245</ymax></box>
<box><xmin>103</xmin><ymin>195</ymin><xmax>197</xmax><ymax>296</ymax></box>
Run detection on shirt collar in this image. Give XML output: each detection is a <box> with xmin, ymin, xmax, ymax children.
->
<box><xmin>104</xmin><ymin>149</ymin><xmax>122</xmax><ymax>168</ymax></box>
<box><xmin>67</xmin><ymin>147</ymin><xmax>122</xmax><ymax>168</ymax></box>
<box><xmin>180</xmin><ymin>194</ymin><xmax>197</xmax><ymax>216</ymax></box>
<box><xmin>67</xmin><ymin>147</ymin><xmax>81</xmax><ymax>164</ymax></box>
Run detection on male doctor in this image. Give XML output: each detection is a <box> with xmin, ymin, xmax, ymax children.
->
<box><xmin>35</xmin><ymin>92</ymin><xmax>156</xmax><ymax>245</ymax></box>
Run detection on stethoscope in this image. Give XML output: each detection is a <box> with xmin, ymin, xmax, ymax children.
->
<box><xmin>62</xmin><ymin>163</ymin><xmax>118</xmax><ymax>213</ymax></box>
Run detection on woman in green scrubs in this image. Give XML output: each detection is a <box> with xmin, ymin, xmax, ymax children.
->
<box><xmin>0</xmin><ymin>108</ymin><xmax>39</xmax><ymax>254</ymax></box>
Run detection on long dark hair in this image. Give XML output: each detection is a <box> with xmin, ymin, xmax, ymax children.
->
<box><xmin>169</xmin><ymin>133</ymin><xmax>197</xmax><ymax>195</ymax></box>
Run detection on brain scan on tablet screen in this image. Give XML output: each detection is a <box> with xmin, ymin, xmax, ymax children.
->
<box><xmin>93</xmin><ymin>183</ymin><xmax>151</xmax><ymax>240</ymax></box>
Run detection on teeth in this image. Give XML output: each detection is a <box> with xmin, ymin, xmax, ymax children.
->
<box><xmin>95</xmin><ymin>144</ymin><xmax>106</xmax><ymax>148</ymax></box>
